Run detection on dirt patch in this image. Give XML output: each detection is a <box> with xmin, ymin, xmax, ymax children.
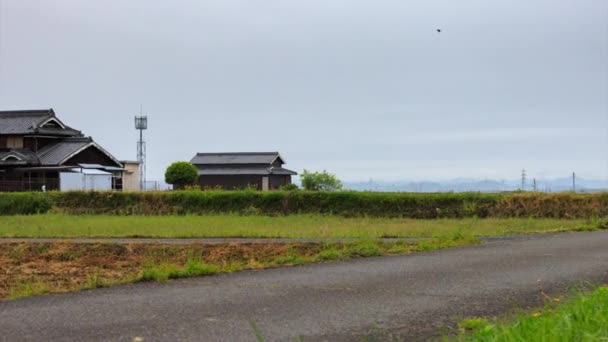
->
<box><xmin>0</xmin><ymin>242</ymin><xmax>323</xmax><ymax>300</ymax></box>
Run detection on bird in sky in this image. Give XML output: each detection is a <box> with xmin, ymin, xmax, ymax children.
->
<box><xmin>436</xmin><ymin>29</ymin><xmax>441</xmax><ymax>33</ymax></box>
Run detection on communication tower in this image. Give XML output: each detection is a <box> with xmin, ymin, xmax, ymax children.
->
<box><xmin>135</xmin><ymin>115</ymin><xmax>148</xmax><ymax>191</ymax></box>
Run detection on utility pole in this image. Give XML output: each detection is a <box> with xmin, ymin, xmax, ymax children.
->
<box><xmin>572</xmin><ymin>172</ymin><xmax>576</xmax><ymax>192</ymax></box>
<box><xmin>521</xmin><ymin>169</ymin><xmax>526</xmax><ymax>191</ymax></box>
<box><xmin>533</xmin><ymin>178</ymin><xmax>537</xmax><ymax>192</ymax></box>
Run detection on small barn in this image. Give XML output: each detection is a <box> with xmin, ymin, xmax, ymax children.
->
<box><xmin>190</xmin><ymin>152</ymin><xmax>297</xmax><ymax>190</ymax></box>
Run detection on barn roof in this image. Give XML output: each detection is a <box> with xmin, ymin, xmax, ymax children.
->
<box><xmin>191</xmin><ymin>152</ymin><xmax>285</xmax><ymax>165</ymax></box>
<box><xmin>197</xmin><ymin>166</ymin><xmax>297</xmax><ymax>176</ymax></box>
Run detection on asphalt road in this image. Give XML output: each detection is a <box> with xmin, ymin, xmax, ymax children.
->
<box><xmin>1</xmin><ymin>231</ymin><xmax>607</xmax><ymax>342</ymax></box>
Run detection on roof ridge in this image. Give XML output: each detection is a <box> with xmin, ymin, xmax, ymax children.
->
<box><xmin>196</xmin><ymin>152</ymin><xmax>279</xmax><ymax>155</ymax></box>
<box><xmin>0</xmin><ymin>109</ymin><xmax>53</xmax><ymax>116</ymax></box>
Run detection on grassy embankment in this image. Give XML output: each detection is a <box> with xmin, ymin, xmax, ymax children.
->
<box><xmin>1</xmin><ymin>235</ymin><xmax>477</xmax><ymax>300</ymax></box>
<box><xmin>2</xmin><ymin>191</ymin><xmax>607</xmax><ymax>300</ymax></box>
<box><xmin>450</xmin><ymin>286</ymin><xmax>608</xmax><ymax>341</ymax></box>
<box><xmin>0</xmin><ymin>215</ymin><xmax>603</xmax><ymax>238</ymax></box>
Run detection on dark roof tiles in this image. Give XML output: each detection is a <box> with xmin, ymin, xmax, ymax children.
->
<box><xmin>36</xmin><ymin>137</ymin><xmax>92</xmax><ymax>165</ymax></box>
<box><xmin>191</xmin><ymin>152</ymin><xmax>283</xmax><ymax>165</ymax></box>
<box><xmin>192</xmin><ymin>152</ymin><xmax>297</xmax><ymax>176</ymax></box>
<box><xmin>197</xmin><ymin>166</ymin><xmax>297</xmax><ymax>176</ymax></box>
<box><xmin>0</xmin><ymin>149</ymin><xmax>40</xmax><ymax>165</ymax></box>
<box><xmin>0</xmin><ymin>109</ymin><xmax>81</xmax><ymax>136</ymax></box>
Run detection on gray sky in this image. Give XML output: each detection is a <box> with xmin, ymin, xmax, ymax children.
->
<box><xmin>1</xmin><ymin>0</ymin><xmax>606</xmax><ymax>182</ymax></box>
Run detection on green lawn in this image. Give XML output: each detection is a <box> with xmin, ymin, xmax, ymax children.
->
<box><xmin>0</xmin><ymin>214</ymin><xmax>599</xmax><ymax>238</ymax></box>
<box><xmin>451</xmin><ymin>287</ymin><xmax>608</xmax><ymax>341</ymax></box>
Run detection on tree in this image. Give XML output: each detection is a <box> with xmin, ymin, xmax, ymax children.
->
<box><xmin>165</xmin><ymin>162</ymin><xmax>198</xmax><ymax>189</ymax></box>
<box><xmin>300</xmin><ymin>169</ymin><xmax>343</xmax><ymax>191</ymax></box>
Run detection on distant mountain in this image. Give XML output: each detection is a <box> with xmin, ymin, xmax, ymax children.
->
<box><xmin>343</xmin><ymin>177</ymin><xmax>608</xmax><ymax>193</ymax></box>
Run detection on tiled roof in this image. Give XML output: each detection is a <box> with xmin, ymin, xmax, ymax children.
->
<box><xmin>198</xmin><ymin>166</ymin><xmax>297</xmax><ymax>176</ymax></box>
<box><xmin>0</xmin><ymin>109</ymin><xmax>81</xmax><ymax>136</ymax></box>
<box><xmin>36</xmin><ymin>137</ymin><xmax>93</xmax><ymax>165</ymax></box>
<box><xmin>268</xmin><ymin>167</ymin><xmax>298</xmax><ymax>175</ymax></box>
<box><xmin>0</xmin><ymin>149</ymin><xmax>40</xmax><ymax>166</ymax></box>
<box><xmin>191</xmin><ymin>152</ymin><xmax>283</xmax><ymax>165</ymax></box>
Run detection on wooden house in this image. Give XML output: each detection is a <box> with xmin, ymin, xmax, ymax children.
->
<box><xmin>0</xmin><ymin>109</ymin><xmax>125</xmax><ymax>191</ymax></box>
<box><xmin>190</xmin><ymin>152</ymin><xmax>297</xmax><ymax>190</ymax></box>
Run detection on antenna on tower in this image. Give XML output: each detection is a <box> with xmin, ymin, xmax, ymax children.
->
<box><xmin>135</xmin><ymin>108</ymin><xmax>148</xmax><ymax>191</ymax></box>
<box><xmin>521</xmin><ymin>169</ymin><xmax>526</xmax><ymax>191</ymax></box>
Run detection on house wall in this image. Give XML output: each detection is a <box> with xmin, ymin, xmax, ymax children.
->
<box><xmin>60</xmin><ymin>172</ymin><xmax>112</xmax><ymax>191</ymax></box>
<box><xmin>0</xmin><ymin>136</ymin><xmax>24</xmax><ymax>149</ymax></box>
<box><xmin>199</xmin><ymin>175</ymin><xmax>263</xmax><ymax>190</ymax></box>
<box><xmin>198</xmin><ymin>175</ymin><xmax>291</xmax><ymax>190</ymax></box>
<box><xmin>122</xmin><ymin>162</ymin><xmax>140</xmax><ymax>191</ymax></box>
<box><xmin>270</xmin><ymin>175</ymin><xmax>292</xmax><ymax>189</ymax></box>
<box><xmin>0</xmin><ymin>171</ymin><xmax>60</xmax><ymax>192</ymax></box>
<box><xmin>23</xmin><ymin>137</ymin><xmax>59</xmax><ymax>152</ymax></box>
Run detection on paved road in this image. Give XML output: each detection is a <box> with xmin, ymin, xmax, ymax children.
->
<box><xmin>1</xmin><ymin>231</ymin><xmax>607</xmax><ymax>342</ymax></box>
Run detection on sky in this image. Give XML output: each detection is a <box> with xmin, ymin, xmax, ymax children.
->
<box><xmin>0</xmin><ymin>0</ymin><xmax>606</xmax><ymax>182</ymax></box>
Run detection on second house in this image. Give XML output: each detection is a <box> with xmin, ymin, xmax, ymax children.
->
<box><xmin>190</xmin><ymin>152</ymin><xmax>297</xmax><ymax>190</ymax></box>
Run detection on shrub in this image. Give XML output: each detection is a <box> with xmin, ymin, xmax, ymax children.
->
<box><xmin>280</xmin><ymin>183</ymin><xmax>299</xmax><ymax>191</ymax></box>
<box><xmin>164</xmin><ymin>162</ymin><xmax>198</xmax><ymax>189</ymax></box>
<box><xmin>300</xmin><ymin>170</ymin><xmax>343</xmax><ymax>191</ymax></box>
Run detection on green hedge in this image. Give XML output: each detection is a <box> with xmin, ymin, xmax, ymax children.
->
<box><xmin>1</xmin><ymin>191</ymin><xmax>608</xmax><ymax>218</ymax></box>
<box><xmin>0</xmin><ymin>192</ymin><xmax>53</xmax><ymax>215</ymax></box>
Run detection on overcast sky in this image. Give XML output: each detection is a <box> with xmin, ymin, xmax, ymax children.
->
<box><xmin>0</xmin><ymin>0</ymin><xmax>606</xmax><ymax>182</ymax></box>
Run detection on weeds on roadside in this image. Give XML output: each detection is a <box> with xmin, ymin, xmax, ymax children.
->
<box><xmin>448</xmin><ymin>286</ymin><xmax>608</xmax><ymax>341</ymax></box>
<box><xmin>140</xmin><ymin>259</ymin><xmax>219</xmax><ymax>282</ymax></box>
<box><xmin>8</xmin><ymin>281</ymin><xmax>50</xmax><ymax>299</ymax></box>
<box><xmin>84</xmin><ymin>271</ymin><xmax>108</xmax><ymax>289</ymax></box>
<box><xmin>2</xmin><ymin>237</ymin><xmax>482</xmax><ymax>300</ymax></box>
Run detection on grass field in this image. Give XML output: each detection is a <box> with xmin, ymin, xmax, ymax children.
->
<box><xmin>451</xmin><ymin>286</ymin><xmax>608</xmax><ymax>341</ymax></box>
<box><xmin>0</xmin><ymin>214</ymin><xmax>600</xmax><ymax>238</ymax></box>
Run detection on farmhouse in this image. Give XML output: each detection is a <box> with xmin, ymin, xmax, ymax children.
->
<box><xmin>190</xmin><ymin>152</ymin><xmax>297</xmax><ymax>190</ymax></box>
<box><xmin>0</xmin><ymin>109</ymin><xmax>136</xmax><ymax>191</ymax></box>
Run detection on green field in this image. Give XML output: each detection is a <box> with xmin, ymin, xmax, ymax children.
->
<box><xmin>0</xmin><ymin>214</ymin><xmax>599</xmax><ymax>238</ymax></box>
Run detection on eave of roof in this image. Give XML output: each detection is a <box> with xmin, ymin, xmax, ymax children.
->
<box><xmin>197</xmin><ymin>166</ymin><xmax>297</xmax><ymax>176</ymax></box>
<box><xmin>191</xmin><ymin>152</ymin><xmax>284</xmax><ymax>165</ymax></box>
